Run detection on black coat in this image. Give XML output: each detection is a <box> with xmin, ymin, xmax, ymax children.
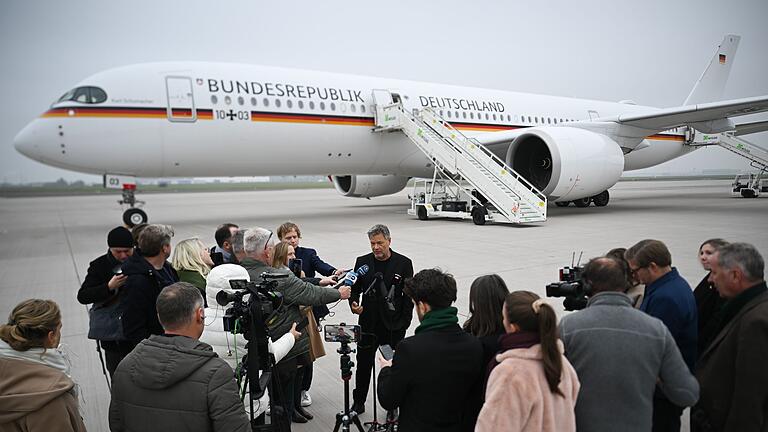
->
<box><xmin>78</xmin><ymin>250</ymin><xmax>122</xmax><ymax>305</ymax></box>
<box><xmin>693</xmin><ymin>272</ymin><xmax>728</xmax><ymax>356</ymax></box>
<box><xmin>120</xmin><ymin>254</ymin><xmax>178</xmax><ymax>346</ymax></box>
<box><xmin>378</xmin><ymin>324</ymin><xmax>484</xmax><ymax>432</ymax></box>
<box><xmin>350</xmin><ymin>250</ymin><xmax>414</xmax><ymax>332</ymax></box>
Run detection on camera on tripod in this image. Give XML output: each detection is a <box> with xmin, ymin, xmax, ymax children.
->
<box><xmin>216</xmin><ymin>273</ymin><xmax>286</xmax><ymax>334</ymax></box>
<box><xmin>546</xmin><ymin>252</ymin><xmax>590</xmax><ymax>311</ymax></box>
<box><xmin>324</xmin><ymin>324</ymin><xmax>361</xmax><ymax>343</ymax></box>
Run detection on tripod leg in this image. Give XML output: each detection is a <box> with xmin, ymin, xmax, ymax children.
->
<box><xmin>353</xmin><ymin>414</ymin><xmax>366</xmax><ymax>432</ymax></box>
<box><xmin>333</xmin><ymin>413</ymin><xmax>343</xmax><ymax>432</ymax></box>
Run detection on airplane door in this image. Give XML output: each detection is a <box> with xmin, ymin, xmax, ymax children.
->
<box><xmin>588</xmin><ymin>110</ymin><xmax>600</xmax><ymax>121</ymax></box>
<box><xmin>166</xmin><ymin>76</ymin><xmax>197</xmax><ymax>122</ymax></box>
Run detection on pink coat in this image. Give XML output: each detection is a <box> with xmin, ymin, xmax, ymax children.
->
<box><xmin>476</xmin><ymin>341</ymin><xmax>580</xmax><ymax>432</ymax></box>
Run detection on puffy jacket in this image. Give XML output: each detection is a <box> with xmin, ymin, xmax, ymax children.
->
<box><xmin>0</xmin><ymin>357</ymin><xmax>86</xmax><ymax>432</ymax></box>
<box><xmin>109</xmin><ymin>335</ymin><xmax>249</xmax><ymax>432</ymax></box>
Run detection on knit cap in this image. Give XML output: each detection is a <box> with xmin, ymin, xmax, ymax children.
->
<box><xmin>107</xmin><ymin>226</ymin><xmax>134</xmax><ymax>248</ymax></box>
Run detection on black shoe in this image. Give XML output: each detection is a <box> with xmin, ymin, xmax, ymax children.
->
<box><xmin>351</xmin><ymin>401</ymin><xmax>366</xmax><ymax>415</ymax></box>
<box><xmin>295</xmin><ymin>406</ymin><xmax>313</xmax><ymax>420</ymax></box>
<box><xmin>292</xmin><ymin>412</ymin><xmax>308</xmax><ymax>423</ymax></box>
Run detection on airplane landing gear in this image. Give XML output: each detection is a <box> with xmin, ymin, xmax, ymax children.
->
<box><xmin>592</xmin><ymin>190</ymin><xmax>610</xmax><ymax>207</ymax></box>
<box><xmin>119</xmin><ymin>184</ymin><xmax>147</xmax><ymax>227</ymax></box>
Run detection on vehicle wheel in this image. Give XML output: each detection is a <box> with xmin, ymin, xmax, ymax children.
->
<box><xmin>555</xmin><ymin>201</ymin><xmax>570</xmax><ymax>207</ymax></box>
<box><xmin>741</xmin><ymin>188</ymin><xmax>757</xmax><ymax>198</ymax></box>
<box><xmin>123</xmin><ymin>208</ymin><xmax>148</xmax><ymax>227</ymax></box>
<box><xmin>592</xmin><ymin>190</ymin><xmax>610</xmax><ymax>207</ymax></box>
<box><xmin>471</xmin><ymin>207</ymin><xmax>487</xmax><ymax>225</ymax></box>
<box><xmin>573</xmin><ymin>197</ymin><xmax>591</xmax><ymax>208</ymax></box>
<box><xmin>417</xmin><ymin>205</ymin><xmax>429</xmax><ymax>221</ymax></box>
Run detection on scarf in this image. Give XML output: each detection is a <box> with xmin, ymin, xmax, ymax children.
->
<box><xmin>0</xmin><ymin>338</ymin><xmax>72</xmax><ymax>378</ymax></box>
<box><xmin>414</xmin><ymin>306</ymin><xmax>459</xmax><ymax>334</ymax></box>
<box><xmin>486</xmin><ymin>331</ymin><xmax>540</xmax><ymax>381</ymax></box>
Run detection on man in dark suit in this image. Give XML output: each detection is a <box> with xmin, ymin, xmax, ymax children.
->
<box><xmin>377</xmin><ymin>268</ymin><xmax>484</xmax><ymax>432</ymax></box>
<box><xmin>692</xmin><ymin>242</ymin><xmax>768</xmax><ymax>432</ymax></box>
<box><xmin>349</xmin><ymin>224</ymin><xmax>414</xmax><ymax>414</ymax></box>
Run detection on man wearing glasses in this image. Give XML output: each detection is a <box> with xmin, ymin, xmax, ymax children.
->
<box><xmin>239</xmin><ymin>227</ymin><xmax>352</xmax><ymax>425</ymax></box>
<box><xmin>625</xmin><ymin>239</ymin><xmax>697</xmax><ymax>432</ymax></box>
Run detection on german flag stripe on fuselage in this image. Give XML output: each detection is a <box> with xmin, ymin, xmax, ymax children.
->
<box><xmin>39</xmin><ymin>106</ymin><xmax>685</xmax><ymax>141</ymax></box>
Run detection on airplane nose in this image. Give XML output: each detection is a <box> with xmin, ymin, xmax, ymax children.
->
<box><xmin>14</xmin><ymin>120</ymin><xmax>48</xmax><ymax>162</ymax></box>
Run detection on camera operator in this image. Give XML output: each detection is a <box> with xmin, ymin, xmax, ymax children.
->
<box><xmin>239</xmin><ymin>227</ymin><xmax>351</xmax><ymax>424</ymax></box>
<box><xmin>559</xmin><ymin>257</ymin><xmax>699</xmax><ymax>432</ymax></box>
<box><xmin>348</xmin><ymin>224</ymin><xmax>414</xmax><ymax>415</ymax></box>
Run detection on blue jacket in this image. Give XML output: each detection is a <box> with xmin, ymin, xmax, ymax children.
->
<box><xmin>294</xmin><ymin>246</ymin><xmax>335</xmax><ymax>278</ymax></box>
<box><xmin>640</xmin><ymin>267</ymin><xmax>698</xmax><ymax>371</ymax></box>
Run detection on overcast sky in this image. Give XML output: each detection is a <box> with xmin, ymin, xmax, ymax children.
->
<box><xmin>1</xmin><ymin>0</ymin><xmax>766</xmax><ymax>183</ymax></box>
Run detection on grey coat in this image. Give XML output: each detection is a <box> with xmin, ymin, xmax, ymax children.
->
<box><xmin>241</xmin><ymin>258</ymin><xmax>341</xmax><ymax>362</ymax></box>
<box><xmin>109</xmin><ymin>335</ymin><xmax>249</xmax><ymax>432</ymax></box>
<box><xmin>559</xmin><ymin>292</ymin><xmax>699</xmax><ymax>432</ymax></box>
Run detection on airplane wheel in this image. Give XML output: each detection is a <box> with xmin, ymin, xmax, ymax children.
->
<box><xmin>741</xmin><ymin>188</ymin><xmax>757</xmax><ymax>198</ymax></box>
<box><xmin>417</xmin><ymin>206</ymin><xmax>429</xmax><ymax>221</ymax></box>
<box><xmin>593</xmin><ymin>190</ymin><xmax>610</xmax><ymax>207</ymax></box>
<box><xmin>573</xmin><ymin>197</ymin><xmax>591</xmax><ymax>208</ymax></box>
<box><xmin>555</xmin><ymin>201</ymin><xmax>570</xmax><ymax>207</ymax></box>
<box><xmin>471</xmin><ymin>207</ymin><xmax>487</xmax><ymax>225</ymax></box>
<box><xmin>123</xmin><ymin>208</ymin><xmax>148</xmax><ymax>227</ymax></box>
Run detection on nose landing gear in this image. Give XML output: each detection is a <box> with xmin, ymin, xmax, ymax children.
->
<box><xmin>119</xmin><ymin>184</ymin><xmax>147</xmax><ymax>227</ymax></box>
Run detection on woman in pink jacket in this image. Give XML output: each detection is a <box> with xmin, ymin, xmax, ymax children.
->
<box><xmin>476</xmin><ymin>291</ymin><xmax>580</xmax><ymax>432</ymax></box>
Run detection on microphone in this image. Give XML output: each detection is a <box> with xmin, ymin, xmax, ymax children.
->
<box><xmin>384</xmin><ymin>274</ymin><xmax>402</xmax><ymax>311</ymax></box>
<box><xmin>332</xmin><ymin>265</ymin><xmax>369</xmax><ymax>289</ymax></box>
<box><xmin>363</xmin><ymin>271</ymin><xmax>382</xmax><ymax>296</ymax></box>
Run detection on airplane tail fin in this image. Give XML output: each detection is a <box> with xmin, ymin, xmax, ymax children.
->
<box><xmin>683</xmin><ymin>34</ymin><xmax>740</xmax><ymax>106</ymax></box>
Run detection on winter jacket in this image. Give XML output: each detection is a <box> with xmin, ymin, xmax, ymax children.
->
<box><xmin>0</xmin><ymin>356</ymin><xmax>86</xmax><ymax>432</ymax></box>
<box><xmin>109</xmin><ymin>334</ymin><xmax>249</xmax><ymax>432</ymax></box>
<box><xmin>476</xmin><ymin>342</ymin><xmax>580</xmax><ymax>432</ymax></box>
<box><xmin>693</xmin><ymin>283</ymin><xmax>768</xmax><ymax>432</ymax></box>
<box><xmin>240</xmin><ymin>258</ymin><xmax>340</xmax><ymax>362</ymax></box>
<box><xmin>560</xmin><ymin>292</ymin><xmax>699</xmax><ymax>432</ymax></box>
<box><xmin>378</xmin><ymin>324</ymin><xmax>484</xmax><ymax>432</ymax></box>
<box><xmin>77</xmin><ymin>249</ymin><xmax>122</xmax><ymax>305</ymax></box>
<box><xmin>120</xmin><ymin>254</ymin><xmax>178</xmax><ymax>347</ymax></box>
<box><xmin>640</xmin><ymin>267</ymin><xmax>698</xmax><ymax>371</ymax></box>
<box><xmin>199</xmin><ymin>277</ymin><xmax>296</xmax><ymax>417</ymax></box>
<box><xmin>176</xmin><ymin>269</ymin><xmax>207</xmax><ymax>305</ymax></box>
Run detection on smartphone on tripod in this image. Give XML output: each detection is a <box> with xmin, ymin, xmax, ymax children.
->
<box><xmin>378</xmin><ymin>344</ymin><xmax>394</xmax><ymax>361</ymax></box>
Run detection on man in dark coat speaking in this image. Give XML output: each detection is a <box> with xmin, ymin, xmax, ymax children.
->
<box><xmin>349</xmin><ymin>224</ymin><xmax>413</xmax><ymax>414</ymax></box>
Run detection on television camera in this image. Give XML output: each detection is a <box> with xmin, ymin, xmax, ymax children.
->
<box><xmin>546</xmin><ymin>252</ymin><xmax>590</xmax><ymax>311</ymax></box>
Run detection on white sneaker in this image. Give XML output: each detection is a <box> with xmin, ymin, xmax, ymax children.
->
<box><xmin>300</xmin><ymin>390</ymin><xmax>312</xmax><ymax>407</ymax></box>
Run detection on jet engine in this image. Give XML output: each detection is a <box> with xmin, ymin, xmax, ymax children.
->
<box><xmin>331</xmin><ymin>174</ymin><xmax>410</xmax><ymax>198</ymax></box>
<box><xmin>504</xmin><ymin>127</ymin><xmax>624</xmax><ymax>201</ymax></box>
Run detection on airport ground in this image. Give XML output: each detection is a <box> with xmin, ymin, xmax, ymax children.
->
<box><xmin>0</xmin><ymin>179</ymin><xmax>766</xmax><ymax>431</ymax></box>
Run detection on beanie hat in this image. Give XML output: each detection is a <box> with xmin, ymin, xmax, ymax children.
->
<box><xmin>107</xmin><ymin>226</ymin><xmax>134</xmax><ymax>248</ymax></box>
<box><xmin>205</xmin><ymin>264</ymin><xmax>250</xmax><ymax>305</ymax></box>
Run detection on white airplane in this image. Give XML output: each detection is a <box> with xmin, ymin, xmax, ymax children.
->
<box><xmin>13</xmin><ymin>34</ymin><xmax>768</xmax><ymax>225</ymax></box>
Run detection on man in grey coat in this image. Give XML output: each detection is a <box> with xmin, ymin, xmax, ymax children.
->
<box><xmin>239</xmin><ymin>227</ymin><xmax>351</xmax><ymax>424</ymax></box>
<box><xmin>109</xmin><ymin>282</ymin><xmax>250</xmax><ymax>432</ymax></box>
<box><xmin>559</xmin><ymin>257</ymin><xmax>699</xmax><ymax>432</ymax></box>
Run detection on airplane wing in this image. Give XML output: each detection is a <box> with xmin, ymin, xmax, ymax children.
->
<box><xmin>601</xmin><ymin>95</ymin><xmax>768</xmax><ymax>134</ymax></box>
<box><xmin>734</xmin><ymin>119</ymin><xmax>768</xmax><ymax>136</ymax></box>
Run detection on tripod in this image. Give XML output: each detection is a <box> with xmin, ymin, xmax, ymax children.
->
<box><xmin>333</xmin><ymin>338</ymin><xmax>365</xmax><ymax>432</ymax></box>
<box><xmin>363</xmin><ymin>361</ymin><xmax>397</xmax><ymax>432</ymax></box>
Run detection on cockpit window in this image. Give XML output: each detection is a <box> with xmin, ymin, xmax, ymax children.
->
<box><xmin>56</xmin><ymin>86</ymin><xmax>107</xmax><ymax>104</ymax></box>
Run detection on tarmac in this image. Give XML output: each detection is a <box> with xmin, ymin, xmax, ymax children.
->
<box><xmin>0</xmin><ymin>179</ymin><xmax>766</xmax><ymax>431</ymax></box>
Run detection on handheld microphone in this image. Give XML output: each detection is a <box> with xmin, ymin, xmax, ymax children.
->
<box><xmin>384</xmin><ymin>274</ymin><xmax>402</xmax><ymax>311</ymax></box>
<box><xmin>332</xmin><ymin>264</ymin><xmax>368</xmax><ymax>289</ymax></box>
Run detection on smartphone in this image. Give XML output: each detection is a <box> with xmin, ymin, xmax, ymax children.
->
<box><xmin>112</xmin><ymin>264</ymin><xmax>124</xmax><ymax>275</ymax></box>
<box><xmin>378</xmin><ymin>344</ymin><xmax>394</xmax><ymax>361</ymax></box>
<box><xmin>289</xmin><ymin>258</ymin><xmax>303</xmax><ymax>277</ymax></box>
<box><xmin>324</xmin><ymin>324</ymin><xmax>361</xmax><ymax>343</ymax></box>
<box><xmin>296</xmin><ymin>315</ymin><xmax>310</xmax><ymax>332</ymax></box>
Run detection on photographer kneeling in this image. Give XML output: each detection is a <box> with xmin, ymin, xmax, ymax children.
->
<box><xmin>239</xmin><ymin>227</ymin><xmax>351</xmax><ymax>424</ymax></box>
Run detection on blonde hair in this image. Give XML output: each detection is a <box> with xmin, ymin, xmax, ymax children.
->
<box><xmin>271</xmin><ymin>242</ymin><xmax>293</xmax><ymax>268</ymax></box>
<box><xmin>172</xmin><ymin>238</ymin><xmax>211</xmax><ymax>277</ymax></box>
<box><xmin>0</xmin><ymin>299</ymin><xmax>61</xmax><ymax>351</ymax></box>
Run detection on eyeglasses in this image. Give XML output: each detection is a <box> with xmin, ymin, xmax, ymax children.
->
<box><xmin>629</xmin><ymin>265</ymin><xmax>646</xmax><ymax>276</ymax></box>
<box><xmin>264</xmin><ymin>231</ymin><xmax>273</xmax><ymax>251</ymax></box>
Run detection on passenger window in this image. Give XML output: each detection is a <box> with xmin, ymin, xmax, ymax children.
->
<box><xmin>320</xmin><ymin>101</ymin><xmax>326</xmax><ymax>110</ymax></box>
<box><xmin>492</xmin><ymin>114</ymin><xmax>497</xmax><ymax>121</ymax></box>
<box><xmin>251</xmin><ymin>97</ymin><xmax>257</xmax><ymax>106</ymax></box>
<box><xmin>309</xmin><ymin>101</ymin><xmax>315</xmax><ymax>110</ymax></box>
<box><xmin>330</xmin><ymin>102</ymin><xmax>336</xmax><ymax>111</ymax></box>
<box><xmin>485</xmin><ymin>113</ymin><xmax>489</xmax><ymax>120</ymax></box>
<box><xmin>350</xmin><ymin>104</ymin><xmax>356</xmax><ymax>113</ymax></box>
<box><xmin>263</xmin><ymin>98</ymin><xmax>270</xmax><ymax>107</ymax></box>
<box><xmin>287</xmin><ymin>100</ymin><xmax>293</xmax><ymax>108</ymax></box>
<box><xmin>298</xmin><ymin>100</ymin><xmax>304</xmax><ymax>109</ymax></box>
<box><xmin>225</xmin><ymin>96</ymin><xmax>232</xmax><ymax>105</ymax></box>
<box><xmin>447</xmin><ymin>111</ymin><xmax>452</xmax><ymax>118</ymax></box>
<box><xmin>237</xmin><ymin>96</ymin><xmax>244</xmax><ymax>106</ymax></box>
<box><xmin>455</xmin><ymin>111</ymin><xmax>459</xmax><ymax>118</ymax></box>
<box><xmin>462</xmin><ymin>112</ymin><xmax>466</xmax><ymax>119</ymax></box>
<box><xmin>275</xmin><ymin>99</ymin><xmax>282</xmax><ymax>108</ymax></box>
<box><xmin>360</xmin><ymin>104</ymin><xmax>366</xmax><ymax>113</ymax></box>
<box><xmin>470</xmin><ymin>112</ymin><xmax>474</xmax><ymax>119</ymax></box>
<box><xmin>211</xmin><ymin>95</ymin><xmax>218</xmax><ymax>105</ymax></box>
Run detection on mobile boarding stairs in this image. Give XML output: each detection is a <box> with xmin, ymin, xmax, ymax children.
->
<box><xmin>371</xmin><ymin>91</ymin><xmax>547</xmax><ymax>225</ymax></box>
<box><xmin>688</xmin><ymin>131</ymin><xmax>768</xmax><ymax>198</ymax></box>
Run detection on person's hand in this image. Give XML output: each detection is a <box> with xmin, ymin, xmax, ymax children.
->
<box><xmin>290</xmin><ymin>322</ymin><xmax>301</xmax><ymax>340</ymax></box>
<box><xmin>108</xmin><ymin>274</ymin><xmax>127</xmax><ymax>291</ymax></box>
<box><xmin>350</xmin><ymin>301</ymin><xmax>363</xmax><ymax>314</ymax></box>
<box><xmin>333</xmin><ymin>268</ymin><xmax>345</xmax><ymax>277</ymax></box>
<box><xmin>319</xmin><ymin>276</ymin><xmax>335</xmax><ymax>286</ymax></box>
<box><xmin>338</xmin><ymin>286</ymin><xmax>352</xmax><ymax>300</ymax></box>
<box><xmin>377</xmin><ymin>351</ymin><xmax>393</xmax><ymax>368</ymax></box>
